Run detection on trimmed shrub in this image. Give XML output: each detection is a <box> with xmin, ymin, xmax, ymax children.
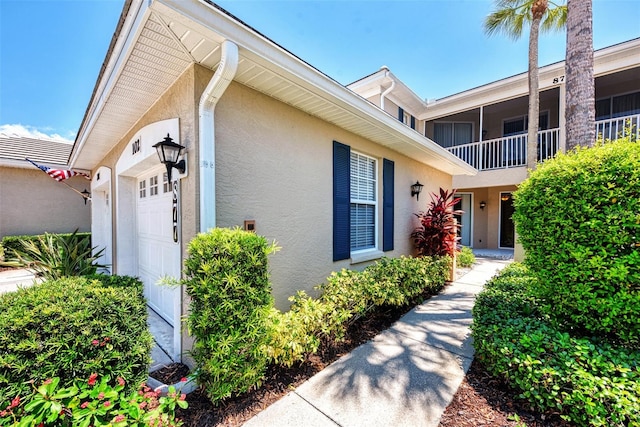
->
<box><xmin>264</xmin><ymin>256</ymin><xmax>450</xmax><ymax>367</ymax></box>
<box><xmin>457</xmin><ymin>246</ymin><xmax>475</xmax><ymax>268</ymax></box>
<box><xmin>8</xmin><ymin>230</ymin><xmax>106</xmax><ymax>280</ymax></box>
<box><xmin>183</xmin><ymin>228</ymin><xmax>277</xmax><ymax>403</ymax></box>
<box><xmin>473</xmin><ymin>263</ymin><xmax>640</xmax><ymax>426</ymax></box>
<box><xmin>513</xmin><ymin>137</ymin><xmax>640</xmax><ymax>345</ymax></box>
<box><xmin>0</xmin><ymin>276</ymin><xmax>152</xmax><ymax>406</ymax></box>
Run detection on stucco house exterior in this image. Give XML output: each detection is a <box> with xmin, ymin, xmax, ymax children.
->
<box><xmin>349</xmin><ymin>38</ymin><xmax>640</xmax><ymax>252</ymax></box>
<box><xmin>0</xmin><ymin>134</ymin><xmax>91</xmax><ymax>240</ymax></box>
<box><xmin>70</xmin><ymin>0</ymin><xmax>475</xmax><ymax>362</ymax></box>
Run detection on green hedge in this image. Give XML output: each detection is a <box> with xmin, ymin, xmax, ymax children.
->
<box><xmin>472</xmin><ymin>263</ymin><xmax>640</xmax><ymax>426</ymax></box>
<box><xmin>183</xmin><ymin>228</ymin><xmax>276</xmax><ymax>403</ymax></box>
<box><xmin>457</xmin><ymin>246</ymin><xmax>475</xmax><ymax>268</ymax></box>
<box><xmin>1</xmin><ymin>232</ymin><xmax>91</xmax><ymax>258</ymax></box>
<box><xmin>264</xmin><ymin>256</ymin><xmax>451</xmax><ymax>367</ymax></box>
<box><xmin>0</xmin><ymin>275</ymin><xmax>152</xmax><ymax>406</ymax></box>
<box><xmin>513</xmin><ymin>137</ymin><xmax>640</xmax><ymax>346</ymax></box>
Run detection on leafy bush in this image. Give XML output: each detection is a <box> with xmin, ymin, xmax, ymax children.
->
<box><xmin>457</xmin><ymin>246</ymin><xmax>475</xmax><ymax>268</ymax></box>
<box><xmin>513</xmin><ymin>137</ymin><xmax>640</xmax><ymax>345</ymax></box>
<box><xmin>8</xmin><ymin>230</ymin><xmax>106</xmax><ymax>280</ymax></box>
<box><xmin>0</xmin><ymin>374</ymin><xmax>187</xmax><ymax>427</ymax></box>
<box><xmin>0</xmin><ymin>276</ymin><xmax>152</xmax><ymax>405</ymax></box>
<box><xmin>473</xmin><ymin>263</ymin><xmax>640</xmax><ymax>426</ymax></box>
<box><xmin>411</xmin><ymin>188</ymin><xmax>462</xmax><ymax>257</ymax></box>
<box><xmin>1</xmin><ymin>232</ymin><xmax>91</xmax><ymax>259</ymax></box>
<box><xmin>183</xmin><ymin>228</ymin><xmax>277</xmax><ymax>403</ymax></box>
<box><xmin>264</xmin><ymin>256</ymin><xmax>450</xmax><ymax>367</ymax></box>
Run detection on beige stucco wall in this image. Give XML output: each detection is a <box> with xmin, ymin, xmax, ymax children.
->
<box><xmin>214</xmin><ymin>80</ymin><xmax>452</xmax><ymax>309</ymax></box>
<box><xmin>0</xmin><ymin>166</ymin><xmax>91</xmax><ymax>239</ymax></box>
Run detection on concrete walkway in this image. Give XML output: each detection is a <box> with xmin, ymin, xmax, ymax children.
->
<box><xmin>0</xmin><ymin>268</ymin><xmax>37</xmax><ymax>294</ymax></box>
<box><xmin>243</xmin><ymin>257</ymin><xmax>510</xmax><ymax>427</ymax></box>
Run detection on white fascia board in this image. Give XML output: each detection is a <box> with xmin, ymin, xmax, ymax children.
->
<box><xmin>155</xmin><ymin>0</ymin><xmax>475</xmax><ymax>176</ymax></box>
<box><xmin>70</xmin><ymin>0</ymin><xmax>152</xmax><ymax>168</ymax></box>
<box><xmin>420</xmin><ymin>38</ymin><xmax>640</xmax><ymax>122</ymax></box>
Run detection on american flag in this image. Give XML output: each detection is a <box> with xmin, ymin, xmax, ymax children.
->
<box><xmin>26</xmin><ymin>158</ymin><xmax>90</xmax><ymax>182</ymax></box>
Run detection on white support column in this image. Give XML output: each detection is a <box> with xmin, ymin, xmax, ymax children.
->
<box><xmin>559</xmin><ymin>82</ymin><xmax>566</xmax><ymax>153</ymax></box>
<box><xmin>479</xmin><ymin>105</ymin><xmax>484</xmax><ymax>142</ymax></box>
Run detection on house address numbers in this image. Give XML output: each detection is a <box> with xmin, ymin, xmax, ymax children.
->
<box><xmin>552</xmin><ymin>75</ymin><xmax>565</xmax><ymax>84</ymax></box>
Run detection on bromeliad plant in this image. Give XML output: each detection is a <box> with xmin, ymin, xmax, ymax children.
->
<box><xmin>411</xmin><ymin>188</ymin><xmax>462</xmax><ymax>257</ymax></box>
<box><xmin>0</xmin><ymin>374</ymin><xmax>188</xmax><ymax>427</ymax></box>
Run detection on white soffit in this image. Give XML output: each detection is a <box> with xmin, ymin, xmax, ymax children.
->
<box><xmin>73</xmin><ymin>0</ymin><xmax>475</xmax><ymax>176</ymax></box>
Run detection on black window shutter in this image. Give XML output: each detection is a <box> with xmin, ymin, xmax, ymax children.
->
<box><xmin>333</xmin><ymin>141</ymin><xmax>351</xmax><ymax>261</ymax></box>
<box><xmin>382</xmin><ymin>158</ymin><xmax>394</xmax><ymax>252</ymax></box>
<box><xmin>398</xmin><ymin>107</ymin><xmax>404</xmax><ymax>122</ymax></box>
<box><xmin>410</xmin><ymin>115</ymin><xmax>416</xmax><ymax>130</ymax></box>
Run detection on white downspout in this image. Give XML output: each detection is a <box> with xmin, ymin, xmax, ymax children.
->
<box><xmin>199</xmin><ymin>40</ymin><xmax>239</xmax><ymax>232</ymax></box>
<box><xmin>380</xmin><ymin>66</ymin><xmax>395</xmax><ymax>112</ymax></box>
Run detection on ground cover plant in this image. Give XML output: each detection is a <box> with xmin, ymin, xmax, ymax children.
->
<box><xmin>0</xmin><ymin>275</ymin><xmax>152</xmax><ymax>407</ymax></box>
<box><xmin>513</xmin><ymin>136</ymin><xmax>639</xmax><ymax>346</ymax></box>
<box><xmin>472</xmin><ymin>263</ymin><xmax>640</xmax><ymax>426</ymax></box>
<box><xmin>0</xmin><ymin>374</ymin><xmax>187</xmax><ymax>427</ymax></box>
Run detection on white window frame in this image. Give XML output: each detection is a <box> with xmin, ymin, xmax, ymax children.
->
<box><xmin>350</xmin><ymin>151</ymin><xmax>379</xmax><ymax>257</ymax></box>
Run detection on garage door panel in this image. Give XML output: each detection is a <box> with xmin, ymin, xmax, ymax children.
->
<box><xmin>137</xmin><ymin>169</ymin><xmax>180</xmax><ymax>325</ymax></box>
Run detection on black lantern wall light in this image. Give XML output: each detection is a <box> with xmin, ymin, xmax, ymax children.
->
<box><xmin>153</xmin><ymin>133</ymin><xmax>186</xmax><ymax>181</ymax></box>
<box><xmin>411</xmin><ymin>181</ymin><xmax>424</xmax><ymax>200</ymax></box>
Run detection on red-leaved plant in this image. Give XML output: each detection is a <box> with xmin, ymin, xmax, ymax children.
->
<box><xmin>411</xmin><ymin>188</ymin><xmax>462</xmax><ymax>257</ymax></box>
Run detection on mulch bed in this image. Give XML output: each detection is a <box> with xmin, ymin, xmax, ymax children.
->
<box><xmin>150</xmin><ymin>269</ymin><xmax>571</xmax><ymax>427</ymax></box>
<box><xmin>152</xmin><ymin>300</ymin><xmax>419</xmax><ymax>426</ymax></box>
<box><xmin>439</xmin><ymin>359</ymin><xmax>573</xmax><ymax>427</ymax></box>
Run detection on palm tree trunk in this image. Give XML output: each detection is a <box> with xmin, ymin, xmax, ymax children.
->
<box><xmin>565</xmin><ymin>0</ymin><xmax>595</xmax><ymax>150</ymax></box>
<box><xmin>527</xmin><ymin>16</ymin><xmax>541</xmax><ymax>170</ymax></box>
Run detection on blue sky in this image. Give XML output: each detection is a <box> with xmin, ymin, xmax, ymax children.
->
<box><xmin>1</xmin><ymin>0</ymin><xmax>638</xmax><ymax>142</ymax></box>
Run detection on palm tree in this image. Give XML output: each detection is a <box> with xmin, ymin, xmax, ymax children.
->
<box><xmin>485</xmin><ymin>0</ymin><xmax>566</xmax><ymax>170</ymax></box>
<box><xmin>565</xmin><ymin>0</ymin><xmax>595</xmax><ymax>150</ymax></box>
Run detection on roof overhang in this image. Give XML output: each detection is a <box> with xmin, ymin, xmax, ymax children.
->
<box><xmin>422</xmin><ymin>37</ymin><xmax>640</xmax><ymax>121</ymax></box>
<box><xmin>70</xmin><ymin>0</ymin><xmax>475</xmax><ymax>177</ymax></box>
<box><xmin>347</xmin><ymin>67</ymin><xmax>428</xmax><ymax>116</ymax></box>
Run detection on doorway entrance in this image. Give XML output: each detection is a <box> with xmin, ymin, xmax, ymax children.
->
<box><xmin>499</xmin><ymin>192</ymin><xmax>515</xmax><ymax>248</ymax></box>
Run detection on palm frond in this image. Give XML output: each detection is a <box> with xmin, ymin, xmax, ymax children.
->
<box><xmin>541</xmin><ymin>4</ymin><xmax>567</xmax><ymax>33</ymax></box>
<box><xmin>484</xmin><ymin>0</ymin><xmax>534</xmax><ymax>40</ymax></box>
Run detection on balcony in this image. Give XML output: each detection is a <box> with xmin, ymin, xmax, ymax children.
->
<box><xmin>446</xmin><ymin>113</ymin><xmax>639</xmax><ymax>171</ymax></box>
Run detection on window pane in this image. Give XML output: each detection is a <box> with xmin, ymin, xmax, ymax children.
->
<box><xmin>350</xmin><ymin>151</ymin><xmax>377</xmax><ymax>252</ymax></box>
<box><xmin>350</xmin><ymin>203</ymin><xmax>375</xmax><ymax>251</ymax></box>
<box><xmin>596</xmin><ymin>98</ymin><xmax>611</xmax><ymax>120</ymax></box>
<box><xmin>612</xmin><ymin>92</ymin><xmax>640</xmax><ymax>117</ymax></box>
<box><xmin>453</xmin><ymin>123</ymin><xmax>472</xmax><ymax>146</ymax></box>
<box><xmin>503</xmin><ymin>117</ymin><xmax>525</xmax><ymax>136</ymax></box>
<box><xmin>434</xmin><ymin>123</ymin><xmax>453</xmax><ymax>147</ymax></box>
<box><xmin>350</xmin><ymin>153</ymin><xmax>376</xmax><ymax>201</ymax></box>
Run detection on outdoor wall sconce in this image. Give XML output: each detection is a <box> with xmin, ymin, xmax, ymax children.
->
<box><xmin>153</xmin><ymin>133</ymin><xmax>186</xmax><ymax>181</ymax></box>
<box><xmin>479</xmin><ymin>201</ymin><xmax>486</xmax><ymax>210</ymax></box>
<box><xmin>81</xmin><ymin>189</ymin><xmax>91</xmax><ymax>205</ymax></box>
<box><xmin>411</xmin><ymin>181</ymin><xmax>424</xmax><ymax>200</ymax></box>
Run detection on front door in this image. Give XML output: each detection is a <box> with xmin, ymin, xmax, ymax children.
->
<box><xmin>454</xmin><ymin>193</ymin><xmax>472</xmax><ymax>247</ymax></box>
<box><xmin>499</xmin><ymin>192</ymin><xmax>515</xmax><ymax>248</ymax></box>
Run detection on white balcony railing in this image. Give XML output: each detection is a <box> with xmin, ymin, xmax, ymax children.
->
<box><xmin>447</xmin><ymin>113</ymin><xmax>639</xmax><ymax>171</ymax></box>
<box><xmin>595</xmin><ymin>114</ymin><xmax>640</xmax><ymax>141</ymax></box>
<box><xmin>447</xmin><ymin>128</ymin><xmax>560</xmax><ymax>171</ymax></box>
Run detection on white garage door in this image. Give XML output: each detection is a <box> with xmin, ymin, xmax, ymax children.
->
<box><xmin>137</xmin><ymin>167</ymin><xmax>180</xmax><ymax>324</ymax></box>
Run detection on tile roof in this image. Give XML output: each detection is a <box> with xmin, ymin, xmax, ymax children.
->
<box><xmin>0</xmin><ymin>136</ymin><xmax>72</xmax><ymax>166</ymax></box>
